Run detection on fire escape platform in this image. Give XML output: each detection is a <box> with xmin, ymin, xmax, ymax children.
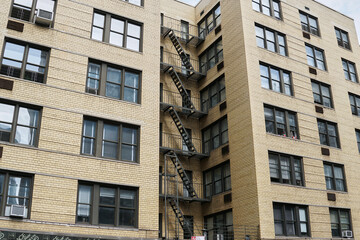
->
<box><xmin>160</xmin><ymin>102</ymin><xmax>207</xmax><ymax>119</ymax></box>
<box><xmin>159</xmin><ymin>147</ymin><xmax>209</xmax><ymax>160</ymax></box>
<box><xmin>161</xmin><ymin>62</ymin><xmax>205</xmax><ymax>82</ymax></box>
<box><xmin>159</xmin><ymin>194</ymin><xmax>211</xmax><ymax>203</ymax></box>
<box><xmin>161</xmin><ymin>26</ymin><xmax>204</xmax><ymax>47</ymax></box>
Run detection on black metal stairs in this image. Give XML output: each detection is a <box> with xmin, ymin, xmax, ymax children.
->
<box><xmin>168</xmin><ymin>198</ymin><xmax>193</xmax><ymax>236</ymax></box>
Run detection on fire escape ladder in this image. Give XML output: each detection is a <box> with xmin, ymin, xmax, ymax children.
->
<box><xmin>169</xmin><ymin>151</ymin><xmax>198</xmax><ymax>198</ymax></box>
<box><xmin>167</xmin><ymin>30</ymin><xmax>194</xmax><ymax>73</ymax></box>
<box><xmin>165</xmin><ymin>106</ymin><xmax>196</xmax><ymax>152</ymax></box>
<box><xmin>168</xmin><ymin>67</ymin><xmax>195</xmax><ymax>110</ymax></box>
<box><xmin>168</xmin><ymin>198</ymin><xmax>193</xmax><ymax>236</ymax></box>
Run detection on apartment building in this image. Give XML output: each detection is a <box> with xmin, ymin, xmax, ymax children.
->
<box><xmin>0</xmin><ymin>0</ymin><xmax>359</xmax><ymax>239</ymax></box>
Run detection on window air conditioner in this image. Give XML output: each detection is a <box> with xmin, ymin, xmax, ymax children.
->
<box><xmin>342</xmin><ymin>230</ymin><xmax>353</xmax><ymax>238</ymax></box>
<box><xmin>10</xmin><ymin>205</ymin><xmax>27</xmax><ymax>218</ymax></box>
<box><xmin>34</xmin><ymin>9</ymin><xmax>53</xmax><ymax>26</ymax></box>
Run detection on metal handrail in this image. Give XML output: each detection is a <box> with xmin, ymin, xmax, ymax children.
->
<box><xmin>160</xmin><ymin>177</ymin><xmax>206</xmax><ymax>200</ymax></box>
<box><xmin>160</xmin><ymin>132</ymin><xmax>203</xmax><ymax>153</ymax></box>
<box><xmin>161</xmin><ymin>15</ymin><xmax>205</xmax><ymax>40</ymax></box>
<box><xmin>161</xmin><ymin>50</ymin><xmax>201</xmax><ymax>73</ymax></box>
<box><xmin>161</xmin><ymin>89</ymin><xmax>202</xmax><ymax>111</ymax></box>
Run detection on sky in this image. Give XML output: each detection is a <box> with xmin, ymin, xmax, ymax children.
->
<box><xmin>179</xmin><ymin>0</ymin><xmax>360</xmax><ymax>43</ymax></box>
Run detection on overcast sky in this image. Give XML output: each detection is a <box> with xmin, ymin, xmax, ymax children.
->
<box><xmin>179</xmin><ymin>0</ymin><xmax>360</xmax><ymax>43</ymax></box>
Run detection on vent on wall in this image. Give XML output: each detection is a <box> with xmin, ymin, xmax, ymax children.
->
<box><xmin>327</xmin><ymin>193</ymin><xmax>336</xmax><ymax>201</ymax></box>
<box><xmin>305</xmin><ymin>6</ymin><xmax>310</xmax><ymax>10</ymax></box>
<box><xmin>321</xmin><ymin>147</ymin><xmax>330</xmax><ymax>156</ymax></box>
<box><xmin>200</xmin><ymin>10</ymin><xmax>204</xmax><ymax>16</ymax></box>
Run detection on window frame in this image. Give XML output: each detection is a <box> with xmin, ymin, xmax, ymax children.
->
<box><xmin>200</xmin><ymin>74</ymin><xmax>226</xmax><ymax>112</ymax></box>
<box><xmin>76</xmin><ymin>182</ymin><xmax>138</xmax><ymax>228</ymax></box>
<box><xmin>311</xmin><ymin>80</ymin><xmax>333</xmax><ymax>108</ymax></box>
<box><xmin>264</xmin><ymin>105</ymin><xmax>299</xmax><ymax>139</ymax></box>
<box><xmin>202</xmin><ymin>116</ymin><xmax>228</xmax><ymax>154</ymax></box>
<box><xmin>203</xmin><ymin>161</ymin><xmax>231</xmax><ymax>198</ymax></box>
<box><xmin>342</xmin><ymin>59</ymin><xmax>358</xmax><ymax>83</ymax></box>
<box><xmin>349</xmin><ymin>92</ymin><xmax>360</xmax><ymax>116</ymax></box>
<box><xmin>260</xmin><ymin>62</ymin><xmax>293</xmax><ymax>96</ymax></box>
<box><xmin>86</xmin><ymin>60</ymin><xmax>141</xmax><ymax>104</ymax></box>
<box><xmin>252</xmin><ymin>0</ymin><xmax>282</xmax><ymax>19</ymax></box>
<box><xmin>204</xmin><ymin>210</ymin><xmax>233</xmax><ymax>240</ymax></box>
<box><xmin>335</xmin><ymin>27</ymin><xmax>351</xmax><ymax>50</ymax></box>
<box><xmin>356</xmin><ymin>129</ymin><xmax>360</xmax><ymax>153</ymax></box>
<box><xmin>80</xmin><ymin>117</ymin><xmax>140</xmax><ymax>163</ymax></box>
<box><xmin>329</xmin><ymin>208</ymin><xmax>352</xmax><ymax>237</ymax></box>
<box><xmin>317</xmin><ymin>119</ymin><xmax>340</xmax><ymax>148</ymax></box>
<box><xmin>323</xmin><ymin>162</ymin><xmax>347</xmax><ymax>192</ymax></box>
<box><xmin>197</xmin><ymin>4</ymin><xmax>221</xmax><ymax>38</ymax></box>
<box><xmin>255</xmin><ymin>24</ymin><xmax>287</xmax><ymax>56</ymax></box>
<box><xmin>305</xmin><ymin>44</ymin><xmax>326</xmax><ymax>71</ymax></box>
<box><xmin>268</xmin><ymin>151</ymin><xmax>304</xmax><ymax>186</ymax></box>
<box><xmin>199</xmin><ymin>37</ymin><xmax>223</xmax><ymax>74</ymax></box>
<box><xmin>299</xmin><ymin>11</ymin><xmax>320</xmax><ymax>36</ymax></box>
<box><xmin>91</xmin><ymin>10</ymin><xmax>143</xmax><ymax>52</ymax></box>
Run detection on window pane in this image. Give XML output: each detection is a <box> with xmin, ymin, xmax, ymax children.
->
<box><xmin>7</xmin><ymin>176</ymin><xmax>31</xmax><ymax>198</ymax></box>
<box><xmin>121</xmin><ymin>144</ymin><xmax>137</xmax><ymax>161</ymax></box>
<box><xmin>122</xmin><ymin>127</ymin><xmax>137</xmax><ymax>144</ymax></box>
<box><xmin>4</xmin><ymin>42</ymin><xmax>25</xmax><ymax>61</ymax></box>
<box><xmin>102</xmin><ymin>141</ymin><xmax>118</xmax><ymax>159</ymax></box>
<box><xmin>129</xmin><ymin>0</ymin><xmax>141</xmax><ymax>5</ymax></box>
<box><xmin>109</xmin><ymin>32</ymin><xmax>123</xmax><ymax>46</ymax></box>
<box><xmin>120</xmin><ymin>189</ymin><xmax>136</xmax><ymax>208</ymax></box>
<box><xmin>83</xmin><ymin>120</ymin><xmax>96</xmax><ymax>137</ymax></box>
<box><xmin>92</xmin><ymin>27</ymin><xmax>103</xmax><ymax>41</ymax></box>
<box><xmin>100</xmin><ymin>187</ymin><xmax>116</xmax><ymax>205</ymax></box>
<box><xmin>103</xmin><ymin>124</ymin><xmax>119</xmax><ymax>142</ymax></box>
<box><xmin>299</xmin><ymin>208</ymin><xmax>306</xmax><ymax>221</ymax></box>
<box><xmin>0</xmin><ymin>174</ymin><xmax>4</xmax><ymax>194</ymax></box>
<box><xmin>77</xmin><ymin>204</ymin><xmax>90</xmax><ymax>223</ymax></box>
<box><xmin>126</xmin><ymin>37</ymin><xmax>140</xmax><ymax>51</ymax></box>
<box><xmin>107</xmin><ymin>67</ymin><xmax>122</xmax><ymax>84</ymax></box>
<box><xmin>27</xmin><ymin>48</ymin><xmax>47</xmax><ymax>67</ymax></box>
<box><xmin>17</xmin><ymin>107</ymin><xmax>39</xmax><ymax>127</ymax></box>
<box><xmin>82</xmin><ymin>137</ymin><xmax>95</xmax><ymax>155</ymax></box>
<box><xmin>93</xmin><ymin>13</ymin><xmax>105</xmax><ymax>28</ymax></box>
<box><xmin>0</xmin><ymin>103</ymin><xmax>15</xmax><ymax>123</ymax></box>
<box><xmin>119</xmin><ymin>209</ymin><xmax>135</xmax><ymax>226</ymax></box>
<box><xmin>99</xmin><ymin>207</ymin><xmax>115</xmax><ymax>225</ymax></box>
<box><xmin>106</xmin><ymin>83</ymin><xmax>121</xmax><ymax>99</ymax></box>
<box><xmin>111</xmin><ymin>18</ymin><xmax>124</xmax><ymax>33</ymax></box>
<box><xmin>14</xmin><ymin>0</ymin><xmax>33</xmax><ymax>7</ymax></box>
<box><xmin>127</xmin><ymin>23</ymin><xmax>141</xmax><ymax>38</ymax></box>
<box><xmin>15</xmin><ymin>126</ymin><xmax>36</xmax><ymax>145</ymax></box>
<box><xmin>124</xmin><ymin>88</ymin><xmax>138</xmax><ymax>103</ymax></box>
<box><xmin>125</xmin><ymin>72</ymin><xmax>139</xmax><ymax>88</ymax></box>
<box><xmin>78</xmin><ymin>185</ymin><xmax>92</xmax><ymax>204</ymax></box>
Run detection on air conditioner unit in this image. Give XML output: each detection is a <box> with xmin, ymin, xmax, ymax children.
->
<box><xmin>10</xmin><ymin>205</ymin><xmax>26</xmax><ymax>218</ymax></box>
<box><xmin>34</xmin><ymin>9</ymin><xmax>53</xmax><ymax>26</ymax></box>
<box><xmin>342</xmin><ymin>230</ymin><xmax>353</xmax><ymax>238</ymax></box>
<box><xmin>86</xmin><ymin>87</ymin><xmax>98</xmax><ymax>95</ymax></box>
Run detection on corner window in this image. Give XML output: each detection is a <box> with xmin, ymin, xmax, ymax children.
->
<box><xmin>252</xmin><ymin>0</ymin><xmax>281</xmax><ymax>19</ymax></box>
<box><xmin>260</xmin><ymin>63</ymin><xmax>292</xmax><ymax>96</ymax></box>
<box><xmin>0</xmin><ymin>101</ymin><xmax>41</xmax><ymax>146</ymax></box>
<box><xmin>0</xmin><ymin>171</ymin><xmax>33</xmax><ymax>218</ymax></box>
<box><xmin>349</xmin><ymin>93</ymin><xmax>360</xmax><ymax>116</ymax></box>
<box><xmin>311</xmin><ymin>80</ymin><xmax>332</xmax><ymax>108</ymax></box>
<box><xmin>324</xmin><ymin>163</ymin><xmax>346</xmax><ymax>192</ymax></box>
<box><xmin>199</xmin><ymin>38</ymin><xmax>223</xmax><ymax>73</ymax></box>
<box><xmin>1</xmin><ymin>40</ymin><xmax>49</xmax><ymax>83</ymax></box>
<box><xmin>264</xmin><ymin>105</ymin><xmax>298</xmax><ymax>139</ymax></box>
<box><xmin>10</xmin><ymin>0</ymin><xmax>56</xmax><ymax>23</ymax></box>
<box><xmin>342</xmin><ymin>59</ymin><xmax>357</xmax><ymax>83</ymax></box>
<box><xmin>255</xmin><ymin>24</ymin><xmax>287</xmax><ymax>56</ymax></box>
<box><xmin>198</xmin><ymin>4</ymin><xmax>221</xmax><ymax>38</ymax></box>
<box><xmin>91</xmin><ymin>11</ymin><xmax>142</xmax><ymax>52</ymax></box>
<box><xmin>269</xmin><ymin>152</ymin><xmax>303</xmax><ymax>186</ymax></box>
<box><xmin>202</xmin><ymin>117</ymin><xmax>228</xmax><ymax>154</ymax></box>
<box><xmin>205</xmin><ymin>210</ymin><xmax>233</xmax><ymax>240</ymax></box>
<box><xmin>81</xmin><ymin>118</ymin><xmax>139</xmax><ymax>162</ymax></box>
<box><xmin>300</xmin><ymin>11</ymin><xmax>319</xmax><ymax>36</ymax></box>
<box><xmin>200</xmin><ymin>75</ymin><xmax>226</xmax><ymax>112</ymax></box>
<box><xmin>273</xmin><ymin>203</ymin><xmax>309</xmax><ymax>236</ymax></box>
<box><xmin>330</xmin><ymin>209</ymin><xmax>352</xmax><ymax>237</ymax></box>
<box><xmin>77</xmin><ymin>182</ymin><xmax>138</xmax><ymax>227</ymax></box>
<box><xmin>305</xmin><ymin>44</ymin><xmax>326</xmax><ymax>70</ymax></box>
<box><xmin>204</xmin><ymin>161</ymin><xmax>231</xmax><ymax>198</ymax></box>
<box><xmin>335</xmin><ymin>28</ymin><xmax>350</xmax><ymax>50</ymax></box>
<box><xmin>317</xmin><ymin>119</ymin><xmax>340</xmax><ymax>148</ymax></box>
<box><xmin>86</xmin><ymin>61</ymin><xmax>141</xmax><ymax>103</ymax></box>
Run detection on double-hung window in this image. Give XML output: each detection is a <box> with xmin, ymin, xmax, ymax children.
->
<box><xmin>305</xmin><ymin>44</ymin><xmax>326</xmax><ymax>70</ymax></box>
<box><xmin>1</xmin><ymin>39</ymin><xmax>49</xmax><ymax>83</ymax></box>
<box><xmin>92</xmin><ymin>11</ymin><xmax>142</xmax><ymax>52</ymax></box>
<box><xmin>264</xmin><ymin>105</ymin><xmax>298</xmax><ymax>139</ymax></box>
<box><xmin>323</xmin><ymin>163</ymin><xmax>346</xmax><ymax>192</ymax></box>
<box><xmin>300</xmin><ymin>11</ymin><xmax>319</xmax><ymax>36</ymax></box>
<box><xmin>202</xmin><ymin>117</ymin><xmax>228</xmax><ymax>154</ymax></box>
<box><xmin>311</xmin><ymin>80</ymin><xmax>332</xmax><ymax>108</ymax></box>
<box><xmin>0</xmin><ymin>101</ymin><xmax>41</xmax><ymax>146</ymax></box>
<box><xmin>81</xmin><ymin>118</ymin><xmax>139</xmax><ymax>162</ymax></box>
<box><xmin>349</xmin><ymin>93</ymin><xmax>360</xmax><ymax>116</ymax></box>
<box><xmin>255</xmin><ymin>24</ymin><xmax>287</xmax><ymax>56</ymax></box>
<box><xmin>342</xmin><ymin>59</ymin><xmax>357</xmax><ymax>83</ymax></box>
<box><xmin>335</xmin><ymin>27</ymin><xmax>351</xmax><ymax>50</ymax></box>
<box><xmin>204</xmin><ymin>161</ymin><xmax>231</xmax><ymax>198</ymax></box>
<box><xmin>86</xmin><ymin>61</ymin><xmax>141</xmax><ymax>103</ymax></box>
<box><xmin>198</xmin><ymin>4</ymin><xmax>221</xmax><ymax>38</ymax></box>
<box><xmin>10</xmin><ymin>0</ymin><xmax>56</xmax><ymax>23</ymax></box>
<box><xmin>0</xmin><ymin>171</ymin><xmax>33</xmax><ymax>218</ymax></box>
<box><xmin>356</xmin><ymin>129</ymin><xmax>360</xmax><ymax>153</ymax></box>
<box><xmin>200</xmin><ymin>75</ymin><xmax>226</xmax><ymax>112</ymax></box>
<box><xmin>77</xmin><ymin>182</ymin><xmax>138</xmax><ymax>227</ymax></box>
<box><xmin>199</xmin><ymin>38</ymin><xmax>223</xmax><ymax>74</ymax></box>
<box><xmin>269</xmin><ymin>152</ymin><xmax>303</xmax><ymax>186</ymax></box>
<box><xmin>252</xmin><ymin>0</ymin><xmax>281</xmax><ymax>19</ymax></box>
<box><xmin>317</xmin><ymin>119</ymin><xmax>340</xmax><ymax>148</ymax></box>
<box><xmin>260</xmin><ymin>63</ymin><xmax>292</xmax><ymax>95</ymax></box>
<box><xmin>273</xmin><ymin>203</ymin><xmax>309</xmax><ymax>236</ymax></box>
<box><xmin>330</xmin><ymin>208</ymin><xmax>352</xmax><ymax>237</ymax></box>
<box><xmin>205</xmin><ymin>210</ymin><xmax>233</xmax><ymax>240</ymax></box>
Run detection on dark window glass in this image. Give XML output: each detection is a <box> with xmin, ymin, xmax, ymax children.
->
<box><xmin>356</xmin><ymin>129</ymin><xmax>360</xmax><ymax>153</ymax></box>
<box><xmin>335</xmin><ymin>28</ymin><xmax>351</xmax><ymax>50</ymax></box>
<box><xmin>255</xmin><ymin>24</ymin><xmax>286</xmax><ymax>56</ymax></box>
<box><xmin>199</xmin><ymin>38</ymin><xmax>223</xmax><ymax>73</ymax></box>
<box><xmin>203</xmin><ymin>161</ymin><xmax>231</xmax><ymax>198</ymax></box>
<box><xmin>269</xmin><ymin>152</ymin><xmax>303</xmax><ymax>186</ymax></box>
<box><xmin>201</xmin><ymin>75</ymin><xmax>226</xmax><ymax>112</ymax></box>
<box><xmin>317</xmin><ymin>119</ymin><xmax>340</xmax><ymax>148</ymax></box>
<box><xmin>349</xmin><ymin>93</ymin><xmax>360</xmax><ymax>116</ymax></box>
<box><xmin>305</xmin><ymin>44</ymin><xmax>326</xmax><ymax>70</ymax></box>
<box><xmin>198</xmin><ymin>4</ymin><xmax>221</xmax><ymax>38</ymax></box>
<box><xmin>311</xmin><ymin>80</ymin><xmax>332</xmax><ymax>108</ymax></box>
<box><xmin>264</xmin><ymin>106</ymin><xmax>298</xmax><ymax>139</ymax></box>
<box><xmin>300</xmin><ymin>11</ymin><xmax>319</xmax><ymax>36</ymax></box>
<box><xmin>260</xmin><ymin>63</ymin><xmax>292</xmax><ymax>96</ymax></box>
<box><xmin>273</xmin><ymin>203</ymin><xmax>309</xmax><ymax>236</ymax></box>
<box><xmin>342</xmin><ymin>59</ymin><xmax>357</xmax><ymax>83</ymax></box>
<box><xmin>330</xmin><ymin>209</ymin><xmax>351</xmax><ymax>237</ymax></box>
<box><xmin>202</xmin><ymin>117</ymin><xmax>228</xmax><ymax>153</ymax></box>
<box><xmin>324</xmin><ymin>163</ymin><xmax>346</xmax><ymax>192</ymax></box>
<box><xmin>205</xmin><ymin>210</ymin><xmax>233</xmax><ymax>240</ymax></box>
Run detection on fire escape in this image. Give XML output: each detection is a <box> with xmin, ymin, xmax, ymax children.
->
<box><xmin>160</xmin><ymin>14</ymin><xmax>208</xmax><ymax>239</ymax></box>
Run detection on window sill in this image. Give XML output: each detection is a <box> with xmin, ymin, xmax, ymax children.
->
<box><xmin>252</xmin><ymin>9</ymin><xmax>283</xmax><ymax>21</ymax></box>
<box><xmin>83</xmin><ymin>91</ymin><xmax>141</xmax><ymax>107</ymax></box>
<box><xmin>337</xmin><ymin>45</ymin><xmax>352</xmax><ymax>52</ymax></box>
<box><xmin>319</xmin><ymin>144</ymin><xmax>341</xmax><ymax>150</ymax></box>
<box><xmin>326</xmin><ymin>190</ymin><xmax>348</xmax><ymax>194</ymax></box>
<box><xmin>266</xmin><ymin>132</ymin><xmax>300</xmax><ymax>141</ymax></box>
<box><xmin>271</xmin><ymin>182</ymin><xmax>305</xmax><ymax>188</ymax></box>
<box><xmin>261</xmin><ymin>87</ymin><xmax>294</xmax><ymax>98</ymax></box>
<box><xmin>256</xmin><ymin>46</ymin><xmax>288</xmax><ymax>58</ymax></box>
<box><xmin>307</xmin><ymin>65</ymin><xmax>327</xmax><ymax>73</ymax></box>
<box><xmin>303</xmin><ymin>30</ymin><xmax>321</xmax><ymax>38</ymax></box>
<box><xmin>75</xmin><ymin>222</ymin><xmax>138</xmax><ymax>231</ymax></box>
<box><xmin>90</xmin><ymin>38</ymin><xmax>143</xmax><ymax>54</ymax></box>
<box><xmin>80</xmin><ymin>154</ymin><xmax>140</xmax><ymax>166</ymax></box>
<box><xmin>345</xmin><ymin>79</ymin><xmax>359</xmax><ymax>84</ymax></box>
<box><xmin>314</xmin><ymin>103</ymin><xmax>334</xmax><ymax>111</ymax></box>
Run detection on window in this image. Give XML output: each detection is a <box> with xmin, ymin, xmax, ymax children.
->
<box><xmin>255</xmin><ymin>24</ymin><xmax>287</xmax><ymax>56</ymax></box>
<box><xmin>356</xmin><ymin>129</ymin><xmax>360</xmax><ymax>153</ymax></box>
<box><xmin>77</xmin><ymin>182</ymin><xmax>138</xmax><ymax>227</ymax></box>
<box><xmin>330</xmin><ymin>209</ymin><xmax>352</xmax><ymax>237</ymax></box>
<box><xmin>0</xmin><ymin>101</ymin><xmax>40</xmax><ymax>146</ymax></box>
<box><xmin>273</xmin><ymin>203</ymin><xmax>309</xmax><ymax>236</ymax></box>
<box><xmin>202</xmin><ymin>117</ymin><xmax>228</xmax><ymax>153</ymax></box>
<box><xmin>198</xmin><ymin>4</ymin><xmax>221</xmax><ymax>38</ymax></box>
<box><xmin>335</xmin><ymin>28</ymin><xmax>350</xmax><ymax>50</ymax></box>
<box><xmin>204</xmin><ymin>161</ymin><xmax>231</xmax><ymax>198</ymax></box>
<box><xmin>205</xmin><ymin>210</ymin><xmax>233</xmax><ymax>240</ymax></box>
<box><xmin>323</xmin><ymin>163</ymin><xmax>346</xmax><ymax>192</ymax></box>
<box><xmin>121</xmin><ymin>0</ymin><xmax>143</xmax><ymax>6</ymax></box>
<box><xmin>300</xmin><ymin>11</ymin><xmax>319</xmax><ymax>36</ymax></box>
<box><xmin>252</xmin><ymin>0</ymin><xmax>281</xmax><ymax>19</ymax></box>
<box><xmin>342</xmin><ymin>59</ymin><xmax>357</xmax><ymax>83</ymax></box>
<box><xmin>200</xmin><ymin>75</ymin><xmax>226</xmax><ymax>112</ymax></box>
<box><xmin>86</xmin><ymin>61</ymin><xmax>140</xmax><ymax>103</ymax></box>
<box><xmin>311</xmin><ymin>80</ymin><xmax>332</xmax><ymax>108</ymax></box>
<box><xmin>10</xmin><ymin>0</ymin><xmax>56</xmax><ymax>23</ymax></box>
<box><xmin>269</xmin><ymin>152</ymin><xmax>303</xmax><ymax>186</ymax></box>
<box><xmin>349</xmin><ymin>93</ymin><xmax>360</xmax><ymax>116</ymax></box>
<box><xmin>260</xmin><ymin>63</ymin><xmax>292</xmax><ymax>96</ymax></box>
<box><xmin>264</xmin><ymin>106</ymin><xmax>298</xmax><ymax>139</ymax></box>
<box><xmin>199</xmin><ymin>38</ymin><xmax>223</xmax><ymax>73</ymax></box>
<box><xmin>1</xmin><ymin>39</ymin><xmax>49</xmax><ymax>83</ymax></box>
<box><xmin>305</xmin><ymin>44</ymin><xmax>326</xmax><ymax>70</ymax></box>
<box><xmin>81</xmin><ymin>118</ymin><xmax>139</xmax><ymax>162</ymax></box>
<box><xmin>317</xmin><ymin>119</ymin><xmax>340</xmax><ymax>148</ymax></box>
<box><xmin>91</xmin><ymin>11</ymin><xmax>142</xmax><ymax>52</ymax></box>
<box><xmin>183</xmin><ymin>215</ymin><xmax>194</xmax><ymax>239</ymax></box>
<box><xmin>0</xmin><ymin>171</ymin><xmax>32</xmax><ymax>218</ymax></box>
